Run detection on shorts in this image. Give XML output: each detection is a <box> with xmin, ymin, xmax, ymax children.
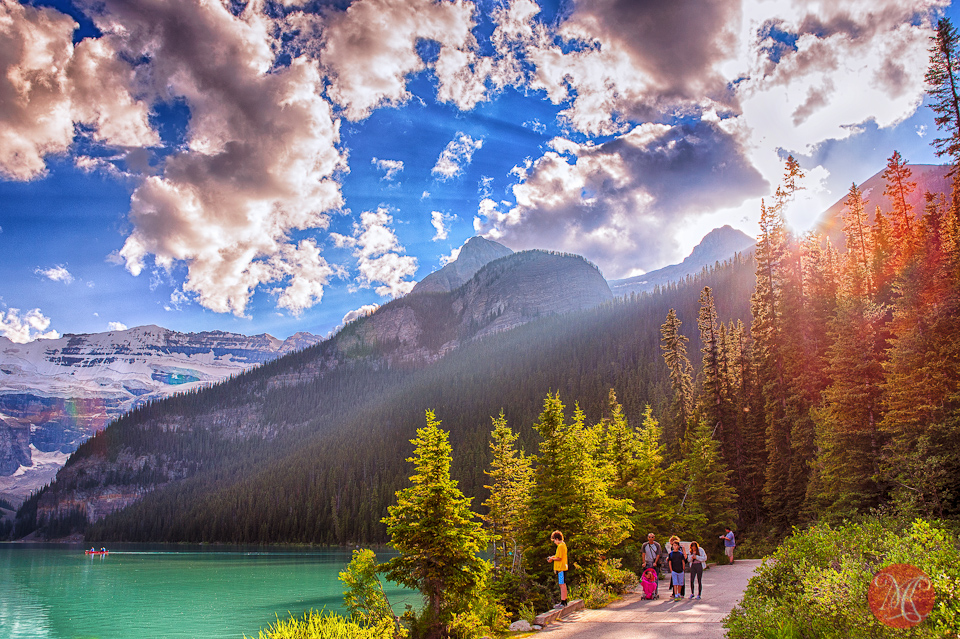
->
<box><xmin>556</xmin><ymin>570</ymin><xmax>565</xmax><ymax>585</ymax></box>
<box><xmin>725</xmin><ymin>546</ymin><xmax>735</xmax><ymax>559</ymax></box>
<box><xmin>671</xmin><ymin>571</ymin><xmax>684</xmax><ymax>586</ymax></box>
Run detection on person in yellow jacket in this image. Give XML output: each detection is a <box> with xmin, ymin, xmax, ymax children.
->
<box><xmin>547</xmin><ymin>530</ymin><xmax>568</xmax><ymax>608</ymax></box>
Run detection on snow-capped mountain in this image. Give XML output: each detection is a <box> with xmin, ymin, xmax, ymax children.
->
<box><xmin>0</xmin><ymin>325</ymin><xmax>320</xmax><ymax>500</ymax></box>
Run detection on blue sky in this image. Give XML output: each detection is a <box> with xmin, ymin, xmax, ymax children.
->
<box><xmin>0</xmin><ymin>0</ymin><xmax>955</xmax><ymax>341</ymax></box>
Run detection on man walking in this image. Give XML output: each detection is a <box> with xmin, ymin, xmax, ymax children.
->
<box><xmin>641</xmin><ymin>533</ymin><xmax>663</xmax><ymax>577</ymax></box>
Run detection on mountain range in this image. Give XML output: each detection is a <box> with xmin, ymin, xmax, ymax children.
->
<box><xmin>3</xmin><ymin>162</ymin><xmax>948</xmax><ymax>514</ymax></box>
<box><xmin>0</xmin><ymin>327</ymin><xmax>321</xmax><ymax>501</ymax></box>
<box><xmin>1</xmin><ymin>233</ymin><xmax>745</xmax><ymax>505</ymax></box>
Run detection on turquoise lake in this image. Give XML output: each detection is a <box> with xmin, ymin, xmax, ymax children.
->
<box><xmin>0</xmin><ymin>543</ymin><xmax>418</xmax><ymax>639</ymax></box>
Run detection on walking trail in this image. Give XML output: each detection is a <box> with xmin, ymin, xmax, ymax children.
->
<box><xmin>538</xmin><ymin>559</ymin><xmax>762</xmax><ymax>639</ymax></box>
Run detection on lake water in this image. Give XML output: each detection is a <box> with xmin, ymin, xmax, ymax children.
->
<box><xmin>0</xmin><ymin>543</ymin><xmax>418</xmax><ymax>639</ymax></box>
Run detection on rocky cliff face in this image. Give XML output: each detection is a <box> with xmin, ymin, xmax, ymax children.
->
<box><xmin>609</xmin><ymin>226</ymin><xmax>755</xmax><ymax>297</ymax></box>
<box><xmin>332</xmin><ymin>250</ymin><xmax>612</xmax><ymax>368</ymax></box>
<box><xmin>410</xmin><ymin>236</ymin><xmax>513</xmax><ymax>294</ymax></box>
<box><xmin>0</xmin><ymin>416</ymin><xmax>30</xmax><ymax>475</ymax></box>
<box><xmin>0</xmin><ymin>326</ymin><xmax>320</xmax><ymax>499</ymax></box>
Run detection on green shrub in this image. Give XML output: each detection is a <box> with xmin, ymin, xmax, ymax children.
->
<box><xmin>489</xmin><ymin>567</ymin><xmax>549</xmax><ymax>616</ymax></box>
<box><xmin>724</xmin><ymin>516</ymin><xmax>960</xmax><ymax>638</ymax></box>
<box><xmin>516</xmin><ymin>603</ymin><xmax>536</xmax><ymax>625</ymax></box>
<box><xmin>339</xmin><ymin>549</ymin><xmax>397</xmax><ymax>627</ymax></box>
<box><xmin>569</xmin><ymin>578</ymin><xmax>611</xmax><ymax>609</ymax></box>
<box><xmin>248</xmin><ymin>610</ymin><xmax>397</xmax><ymax>639</ymax></box>
<box><xmin>576</xmin><ymin>558</ymin><xmax>638</xmax><ymax>595</ymax></box>
<box><xmin>731</xmin><ymin>529</ymin><xmax>781</xmax><ymax>560</ymax></box>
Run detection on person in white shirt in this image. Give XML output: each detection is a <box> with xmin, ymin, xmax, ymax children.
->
<box><xmin>687</xmin><ymin>541</ymin><xmax>707</xmax><ymax>599</ymax></box>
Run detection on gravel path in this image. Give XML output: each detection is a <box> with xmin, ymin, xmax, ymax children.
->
<box><xmin>537</xmin><ymin>560</ymin><xmax>762</xmax><ymax>639</ymax></box>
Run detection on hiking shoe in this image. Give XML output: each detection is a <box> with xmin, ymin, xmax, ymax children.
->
<box><xmin>689</xmin><ymin>595</ymin><xmax>695</xmax><ymax>599</ymax></box>
<box><xmin>696</xmin><ymin>595</ymin><xmax>701</xmax><ymax>599</ymax></box>
<box><xmin>553</xmin><ymin>603</ymin><xmax>564</xmax><ymax>609</ymax></box>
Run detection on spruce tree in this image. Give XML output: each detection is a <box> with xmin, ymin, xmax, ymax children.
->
<box><xmin>882</xmin><ymin>151</ymin><xmax>919</xmax><ymax>264</ymax></box>
<box><xmin>880</xmin><ymin>192</ymin><xmax>960</xmax><ymax>517</ymax></box>
<box><xmin>697</xmin><ymin>286</ymin><xmax>731</xmax><ymax>461</ymax></box>
<box><xmin>599</xmin><ymin>389</ymin><xmax>640</xmax><ymax>492</ymax></box>
<box><xmin>482</xmin><ymin>411</ymin><xmax>532</xmax><ymax>572</ymax></box>
<box><xmin>660</xmin><ymin>308</ymin><xmax>694</xmax><ymax>446</ymax></box>
<box><xmin>809</xmin><ymin>295</ymin><xmax>886</xmax><ymax>520</ymax></box>
<box><xmin>841</xmin><ymin>182</ymin><xmax>873</xmax><ymax>296</ymax></box>
<box><xmin>628</xmin><ymin>406</ymin><xmax>671</xmax><ymax>538</ymax></box>
<box><xmin>522</xmin><ymin>393</ymin><xmax>632</xmax><ymax>587</ymax></box>
<box><xmin>382</xmin><ymin>410</ymin><xmax>488</xmax><ymax>639</ymax></box>
<box><xmin>751</xmin><ymin>187</ymin><xmax>791</xmax><ymax>529</ymax></box>
<box><xmin>675</xmin><ymin>419</ymin><xmax>738</xmax><ymax>554</ymax></box>
<box><xmin>927</xmin><ymin>18</ymin><xmax>960</xmax><ymax>171</ymax></box>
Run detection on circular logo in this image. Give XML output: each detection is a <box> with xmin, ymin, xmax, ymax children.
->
<box><xmin>868</xmin><ymin>564</ymin><xmax>935</xmax><ymax>628</ymax></box>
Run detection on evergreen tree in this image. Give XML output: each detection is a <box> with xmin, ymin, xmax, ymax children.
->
<box><xmin>675</xmin><ymin>419</ymin><xmax>738</xmax><ymax>555</ymax></box>
<box><xmin>727</xmin><ymin>319</ymin><xmax>767</xmax><ymax>528</ymax></box>
<box><xmin>382</xmin><ymin>411</ymin><xmax>488</xmax><ymax>639</ymax></box>
<box><xmin>522</xmin><ymin>393</ymin><xmax>632</xmax><ymax>586</ymax></box>
<box><xmin>660</xmin><ymin>308</ymin><xmax>694</xmax><ymax>446</ymax></box>
<box><xmin>340</xmin><ymin>549</ymin><xmax>398</xmax><ymax>628</ymax></box>
<box><xmin>871</xmin><ymin>206</ymin><xmax>896</xmax><ymax>303</ymax></box>
<box><xmin>882</xmin><ymin>151</ymin><xmax>919</xmax><ymax>264</ymax></box>
<box><xmin>596</xmin><ymin>395</ymin><xmax>672</xmax><ymax>565</ymax></box>
<box><xmin>841</xmin><ymin>183</ymin><xmax>873</xmax><ymax>297</ymax></box>
<box><xmin>808</xmin><ymin>296</ymin><xmax>886</xmax><ymax>520</ymax></box>
<box><xmin>599</xmin><ymin>389</ymin><xmax>640</xmax><ymax>492</ymax></box>
<box><xmin>880</xmin><ymin>191</ymin><xmax>960</xmax><ymax>516</ymax></box>
<box><xmin>697</xmin><ymin>286</ymin><xmax>732</xmax><ymax>462</ymax></box>
<box><xmin>927</xmin><ymin>18</ymin><xmax>960</xmax><ymax>171</ymax></box>
<box><xmin>751</xmin><ymin>161</ymin><xmax>796</xmax><ymax>530</ymax></box>
<box><xmin>482</xmin><ymin>411</ymin><xmax>532</xmax><ymax>572</ymax></box>
<box><xmin>627</xmin><ymin>406</ymin><xmax>671</xmax><ymax>538</ymax></box>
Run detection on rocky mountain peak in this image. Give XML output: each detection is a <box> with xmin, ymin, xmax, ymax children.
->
<box><xmin>609</xmin><ymin>226</ymin><xmax>755</xmax><ymax>297</ymax></box>
<box><xmin>689</xmin><ymin>225</ymin><xmax>755</xmax><ymax>263</ymax></box>
<box><xmin>411</xmin><ymin>236</ymin><xmax>513</xmax><ymax>294</ymax></box>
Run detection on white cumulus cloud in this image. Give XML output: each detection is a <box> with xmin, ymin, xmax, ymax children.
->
<box><xmin>107</xmin><ymin>321</ymin><xmax>128</xmax><ymax>331</ymax></box>
<box><xmin>35</xmin><ymin>265</ymin><xmax>74</xmax><ymax>284</ymax></box>
<box><xmin>439</xmin><ymin>246</ymin><xmax>462</xmax><ymax>266</ymax></box>
<box><xmin>432</xmin><ymin>133</ymin><xmax>483</xmax><ymax>180</ymax></box>
<box><xmin>331</xmin><ymin>208</ymin><xmax>418</xmax><ymax>298</ymax></box>
<box><xmin>0</xmin><ymin>308</ymin><xmax>60</xmax><ymax>343</ymax></box>
<box><xmin>342</xmin><ymin>303</ymin><xmax>380</xmax><ymax>325</ymax></box>
<box><xmin>473</xmin><ymin>0</ymin><xmax>941</xmax><ymax>274</ymax></box>
<box><xmin>372</xmin><ymin>157</ymin><xmax>404</xmax><ymax>180</ymax></box>
<box><xmin>96</xmin><ymin>0</ymin><xmax>347</xmax><ymax>317</ymax></box>
<box><xmin>288</xmin><ymin>0</ymin><xmax>481</xmax><ymax>120</ymax></box>
<box><xmin>0</xmin><ymin>0</ymin><xmax>157</xmax><ymax>181</ymax></box>
<box><xmin>431</xmin><ymin>211</ymin><xmax>455</xmax><ymax>241</ymax></box>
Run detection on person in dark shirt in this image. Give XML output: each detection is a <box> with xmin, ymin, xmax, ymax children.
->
<box><xmin>667</xmin><ymin>540</ymin><xmax>687</xmax><ymax>598</ymax></box>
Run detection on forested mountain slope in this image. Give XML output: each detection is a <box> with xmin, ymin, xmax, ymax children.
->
<box><xmin>15</xmin><ymin>249</ymin><xmax>754</xmax><ymax>542</ymax></box>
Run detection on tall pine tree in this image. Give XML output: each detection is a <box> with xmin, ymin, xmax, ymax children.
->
<box><xmin>660</xmin><ymin>308</ymin><xmax>694</xmax><ymax>447</ymax></box>
<box><xmin>383</xmin><ymin>411</ymin><xmax>488</xmax><ymax>639</ymax></box>
<box><xmin>522</xmin><ymin>393</ymin><xmax>632</xmax><ymax>587</ymax></box>
<box><xmin>482</xmin><ymin>411</ymin><xmax>532</xmax><ymax>572</ymax></box>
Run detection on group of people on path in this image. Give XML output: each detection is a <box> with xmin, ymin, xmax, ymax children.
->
<box><xmin>545</xmin><ymin>526</ymin><xmax>736</xmax><ymax>607</ymax></box>
<box><xmin>638</xmin><ymin>527</ymin><xmax>736</xmax><ymax>600</ymax></box>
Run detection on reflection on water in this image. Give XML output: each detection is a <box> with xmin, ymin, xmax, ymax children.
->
<box><xmin>0</xmin><ymin>543</ymin><xmax>417</xmax><ymax>639</ymax></box>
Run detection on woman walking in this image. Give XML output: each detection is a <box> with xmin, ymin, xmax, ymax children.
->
<box><xmin>687</xmin><ymin>541</ymin><xmax>707</xmax><ymax>599</ymax></box>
